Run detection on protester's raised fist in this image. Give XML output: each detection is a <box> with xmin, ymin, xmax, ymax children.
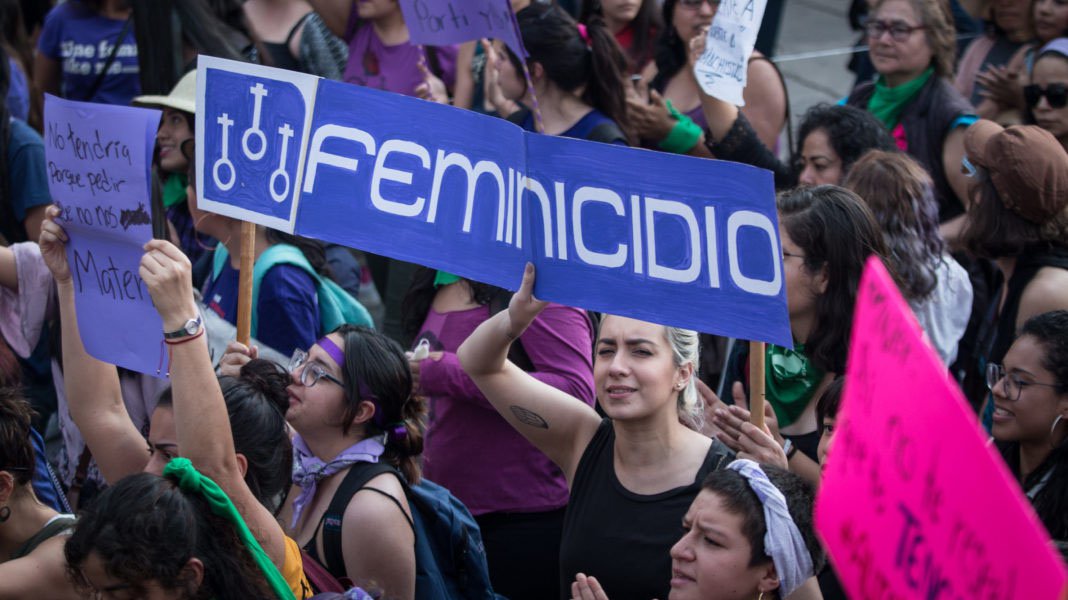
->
<box><xmin>139</xmin><ymin>239</ymin><xmax>198</xmax><ymax>332</ymax></box>
<box><xmin>506</xmin><ymin>262</ymin><xmax>548</xmax><ymax>342</ymax></box>
<box><xmin>39</xmin><ymin>205</ymin><xmax>72</xmax><ymax>285</ymax></box>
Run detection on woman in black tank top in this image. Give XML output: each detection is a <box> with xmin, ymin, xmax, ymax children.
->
<box><xmin>459</xmin><ymin>264</ymin><xmax>739</xmax><ymax>599</ymax></box>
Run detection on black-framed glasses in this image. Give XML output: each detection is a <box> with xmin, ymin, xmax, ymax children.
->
<box><xmin>865</xmin><ymin>20</ymin><xmax>926</xmax><ymax>41</ymax></box>
<box><xmin>1024</xmin><ymin>83</ymin><xmax>1068</xmax><ymax>109</ymax></box>
<box><xmin>289</xmin><ymin>349</ymin><xmax>344</xmax><ymax>388</ymax></box>
<box><xmin>986</xmin><ymin>363</ymin><xmax>1059</xmax><ymax>401</ymax></box>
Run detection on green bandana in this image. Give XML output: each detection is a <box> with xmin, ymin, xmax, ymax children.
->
<box><xmin>434</xmin><ymin>270</ymin><xmax>462</xmax><ymax>288</ymax></box>
<box><xmin>163</xmin><ymin>458</ymin><xmax>295</xmax><ymax>600</ymax></box>
<box><xmin>867</xmin><ymin>67</ymin><xmax>933</xmax><ymax>130</ymax></box>
<box><xmin>764</xmin><ymin>343</ymin><xmax>825</xmax><ymax>427</ymax></box>
<box><xmin>162</xmin><ymin>173</ymin><xmax>189</xmax><ymax>209</ymax></box>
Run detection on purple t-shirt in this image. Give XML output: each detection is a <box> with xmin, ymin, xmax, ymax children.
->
<box><xmin>202</xmin><ymin>254</ymin><xmax>319</xmax><ymax>357</ymax></box>
<box><xmin>38</xmin><ymin>2</ymin><xmax>140</xmax><ymax>106</ymax></box>
<box><xmin>342</xmin><ymin>11</ymin><xmax>457</xmax><ymax>96</ymax></box>
<box><xmin>414</xmin><ymin>303</ymin><xmax>595</xmax><ymax>515</ymax></box>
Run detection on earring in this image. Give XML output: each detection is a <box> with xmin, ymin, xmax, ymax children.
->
<box><xmin>0</xmin><ymin>506</ymin><xmax>10</xmax><ymax>523</ymax></box>
<box><xmin>1050</xmin><ymin>414</ymin><xmax>1065</xmax><ymax>447</ymax></box>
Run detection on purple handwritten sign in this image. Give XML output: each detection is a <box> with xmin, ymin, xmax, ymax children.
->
<box><xmin>398</xmin><ymin>0</ymin><xmax>527</xmax><ymax>57</ymax></box>
<box><xmin>44</xmin><ymin>94</ymin><xmax>168</xmax><ymax>378</ymax></box>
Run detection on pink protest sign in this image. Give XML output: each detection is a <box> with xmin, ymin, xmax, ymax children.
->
<box><xmin>815</xmin><ymin>257</ymin><xmax>1067</xmax><ymax>599</ymax></box>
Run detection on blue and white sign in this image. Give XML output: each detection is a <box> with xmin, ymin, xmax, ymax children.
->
<box><xmin>196</xmin><ymin>56</ymin><xmax>791</xmax><ymax>346</ymax></box>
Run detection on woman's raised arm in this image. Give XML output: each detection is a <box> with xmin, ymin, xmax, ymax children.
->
<box><xmin>457</xmin><ymin>264</ymin><xmax>601</xmax><ymax>482</ymax></box>
<box><xmin>139</xmin><ymin>239</ymin><xmax>288</xmax><ymax>569</ymax></box>
<box><xmin>40</xmin><ymin>206</ymin><xmax>150</xmax><ymax>483</ymax></box>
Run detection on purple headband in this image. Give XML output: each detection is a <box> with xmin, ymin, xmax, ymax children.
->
<box><xmin>316</xmin><ymin>336</ymin><xmax>346</xmax><ymax>368</ymax></box>
<box><xmin>314</xmin><ymin>336</ymin><xmax>407</xmax><ymax>441</ymax></box>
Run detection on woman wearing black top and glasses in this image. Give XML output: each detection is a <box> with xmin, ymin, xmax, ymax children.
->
<box><xmin>988</xmin><ymin>311</ymin><xmax>1068</xmax><ymax>559</ymax></box>
<box><xmin>1029</xmin><ymin>37</ymin><xmax>1068</xmax><ymax>151</ymax></box>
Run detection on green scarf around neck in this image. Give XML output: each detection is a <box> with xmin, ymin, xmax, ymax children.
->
<box><xmin>162</xmin><ymin>173</ymin><xmax>189</xmax><ymax>209</ymax></box>
<box><xmin>867</xmin><ymin>67</ymin><xmax>934</xmax><ymax>129</ymax></box>
<box><xmin>163</xmin><ymin>458</ymin><xmax>295</xmax><ymax>600</ymax></box>
<box><xmin>764</xmin><ymin>343</ymin><xmax>825</xmax><ymax>427</ymax></box>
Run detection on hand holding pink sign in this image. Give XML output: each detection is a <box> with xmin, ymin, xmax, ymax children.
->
<box><xmin>815</xmin><ymin>257</ymin><xmax>1067</xmax><ymax>599</ymax></box>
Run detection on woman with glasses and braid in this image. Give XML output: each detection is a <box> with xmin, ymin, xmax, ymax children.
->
<box><xmin>1028</xmin><ymin>38</ymin><xmax>1068</xmax><ymax>149</ymax></box>
<box><xmin>987</xmin><ymin>311</ymin><xmax>1068</xmax><ymax>559</ymax></box>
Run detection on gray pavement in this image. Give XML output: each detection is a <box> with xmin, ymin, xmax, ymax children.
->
<box><xmin>768</xmin><ymin>0</ymin><xmax>862</xmax><ymax>131</ymax></box>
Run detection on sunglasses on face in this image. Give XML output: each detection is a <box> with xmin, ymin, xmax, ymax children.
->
<box><xmin>1024</xmin><ymin>83</ymin><xmax>1068</xmax><ymax>108</ymax></box>
<box><xmin>677</xmin><ymin>0</ymin><xmax>720</xmax><ymax>8</ymax></box>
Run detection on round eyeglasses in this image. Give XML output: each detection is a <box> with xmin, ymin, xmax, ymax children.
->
<box><xmin>289</xmin><ymin>349</ymin><xmax>344</xmax><ymax>388</ymax></box>
<box><xmin>985</xmin><ymin>362</ymin><xmax>1058</xmax><ymax>402</ymax></box>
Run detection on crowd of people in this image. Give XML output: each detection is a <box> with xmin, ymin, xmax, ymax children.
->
<box><xmin>0</xmin><ymin>0</ymin><xmax>1066</xmax><ymax>598</ymax></box>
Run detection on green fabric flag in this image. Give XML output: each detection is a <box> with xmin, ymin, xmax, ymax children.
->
<box><xmin>162</xmin><ymin>173</ymin><xmax>189</xmax><ymax>209</ymax></box>
<box><xmin>764</xmin><ymin>343</ymin><xmax>825</xmax><ymax>427</ymax></box>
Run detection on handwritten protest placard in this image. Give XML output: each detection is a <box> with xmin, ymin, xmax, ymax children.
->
<box><xmin>815</xmin><ymin>257</ymin><xmax>1068</xmax><ymax>599</ymax></box>
<box><xmin>196</xmin><ymin>56</ymin><xmax>790</xmax><ymax>346</ymax></box>
<box><xmin>44</xmin><ymin>95</ymin><xmax>166</xmax><ymax>377</ymax></box>
<box><xmin>398</xmin><ymin>0</ymin><xmax>526</xmax><ymax>57</ymax></box>
<box><xmin>694</xmin><ymin>0</ymin><xmax>768</xmax><ymax>105</ymax></box>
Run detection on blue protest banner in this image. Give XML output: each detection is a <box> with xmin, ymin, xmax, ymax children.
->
<box><xmin>44</xmin><ymin>95</ymin><xmax>166</xmax><ymax>376</ymax></box>
<box><xmin>398</xmin><ymin>0</ymin><xmax>526</xmax><ymax>57</ymax></box>
<box><xmin>196</xmin><ymin>56</ymin><xmax>790</xmax><ymax>346</ymax></box>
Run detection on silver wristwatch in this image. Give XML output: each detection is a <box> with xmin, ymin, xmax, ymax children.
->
<box><xmin>163</xmin><ymin>314</ymin><xmax>203</xmax><ymax>339</ymax></box>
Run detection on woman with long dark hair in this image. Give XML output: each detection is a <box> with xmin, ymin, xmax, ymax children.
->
<box><xmin>711</xmin><ymin>186</ymin><xmax>894</xmax><ymax>489</ymax></box>
<box><xmin>579</xmin><ymin>0</ymin><xmax>661</xmax><ymax>74</ymax></box>
<box><xmin>65</xmin><ymin>466</ymin><xmax>282</xmax><ymax>599</ymax></box>
<box><xmin>487</xmin><ymin>1</ymin><xmax>631</xmax><ymax>144</ymax></box>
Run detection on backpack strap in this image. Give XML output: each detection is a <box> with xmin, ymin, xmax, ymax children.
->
<box><xmin>214</xmin><ymin>244</ymin><xmax>319</xmax><ymax>338</ymax></box>
<box><xmin>318</xmin><ymin>462</ymin><xmax>396</xmax><ymax>575</ymax></box>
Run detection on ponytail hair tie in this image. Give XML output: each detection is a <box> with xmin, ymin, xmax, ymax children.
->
<box><xmin>387</xmin><ymin>423</ymin><xmax>408</xmax><ymax>442</ymax></box>
<box><xmin>576</xmin><ymin>23</ymin><xmax>591</xmax><ymax>48</ymax></box>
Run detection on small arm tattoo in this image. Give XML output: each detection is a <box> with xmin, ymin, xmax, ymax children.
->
<box><xmin>509</xmin><ymin>405</ymin><xmax>549</xmax><ymax>429</ymax></box>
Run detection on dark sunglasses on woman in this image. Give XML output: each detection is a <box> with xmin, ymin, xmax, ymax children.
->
<box><xmin>1024</xmin><ymin>83</ymin><xmax>1068</xmax><ymax>109</ymax></box>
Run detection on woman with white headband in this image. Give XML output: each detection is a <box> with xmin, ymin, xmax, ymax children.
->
<box><xmin>571</xmin><ymin>460</ymin><xmax>825</xmax><ymax>600</ymax></box>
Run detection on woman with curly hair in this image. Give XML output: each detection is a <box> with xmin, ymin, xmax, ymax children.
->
<box><xmin>843</xmin><ymin>150</ymin><xmax>973</xmax><ymax>364</ymax></box>
<box><xmin>64</xmin><ymin>465</ymin><xmax>283</xmax><ymax>599</ymax></box>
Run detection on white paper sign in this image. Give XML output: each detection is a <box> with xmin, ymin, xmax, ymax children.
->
<box><xmin>693</xmin><ymin>0</ymin><xmax>768</xmax><ymax>106</ymax></box>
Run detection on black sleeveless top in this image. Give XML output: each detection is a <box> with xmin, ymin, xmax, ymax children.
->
<box><xmin>262</xmin><ymin>13</ymin><xmax>311</xmax><ymax>72</ymax></box>
<box><xmin>558</xmin><ymin>419</ymin><xmax>733</xmax><ymax>599</ymax></box>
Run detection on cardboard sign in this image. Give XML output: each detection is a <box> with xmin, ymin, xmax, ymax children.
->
<box><xmin>694</xmin><ymin>0</ymin><xmax>768</xmax><ymax>105</ymax></box>
<box><xmin>196</xmin><ymin>56</ymin><xmax>791</xmax><ymax>346</ymax></box>
<box><xmin>44</xmin><ymin>95</ymin><xmax>167</xmax><ymax>377</ymax></box>
<box><xmin>398</xmin><ymin>0</ymin><xmax>526</xmax><ymax>57</ymax></box>
<box><xmin>815</xmin><ymin>257</ymin><xmax>1068</xmax><ymax>599</ymax></box>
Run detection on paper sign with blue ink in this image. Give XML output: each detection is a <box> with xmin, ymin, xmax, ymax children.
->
<box><xmin>44</xmin><ymin>94</ymin><xmax>166</xmax><ymax>377</ymax></box>
<box><xmin>196</xmin><ymin>56</ymin><xmax>790</xmax><ymax>346</ymax></box>
<box><xmin>695</xmin><ymin>0</ymin><xmax>768</xmax><ymax>105</ymax></box>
